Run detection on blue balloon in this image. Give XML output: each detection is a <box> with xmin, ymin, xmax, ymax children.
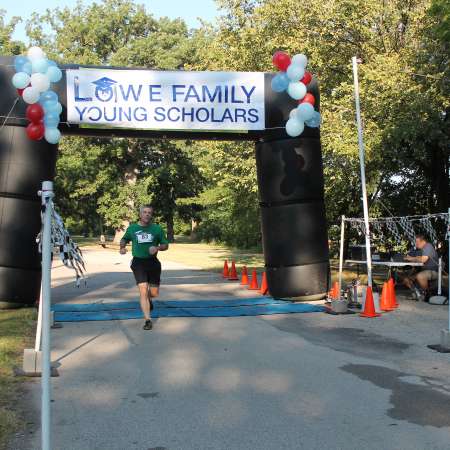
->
<box><xmin>285</xmin><ymin>118</ymin><xmax>305</xmax><ymax>137</ymax></box>
<box><xmin>45</xmin><ymin>101</ymin><xmax>63</xmax><ymax>115</ymax></box>
<box><xmin>32</xmin><ymin>58</ymin><xmax>49</xmax><ymax>74</ymax></box>
<box><xmin>39</xmin><ymin>90</ymin><xmax>59</xmax><ymax>104</ymax></box>
<box><xmin>44</xmin><ymin>127</ymin><xmax>61</xmax><ymax>144</ymax></box>
<box><xmin>286</xmin><ymin>63</ymin><xmax>305</xmax><ymax>81</ymax></box>
<box><xmin>305</xmin><ymin>111</ymin><xmax>321</xmax><ymax>128</ymax></box>
<box><xmin>271</xmin><ymin>73</ymin><xmax>290</xmax><ymax>92</ymax></box>
<box><xmin>14</xmin><ymin>56</ymin><xmax>28</xmax><ymax>73</ymax></box>
<box><xmin>22</xmin><ymin>61</ymin><xmax>32</xmax><ymax>75</ymax></box>
<box><xmin>47</xmin><ymin>66</ymin><xmax>62</xmax><ymax>83</ymax></box>
<box><xmin>296</xmin><ymin>102</ymin><xmax>315</xmax><ymax>121</ymax></box>
<box><xmin>44</xmin><ymin>112</ymin><xmax>60</xmax><ymax>127</ymax></box>
<box><xmin>41</xmin><ymin>100</ymin><xmax>58</xmax><ymax>114</ymax></box>
<box><xmin>12</xmin><ymin>72</ymin><xmax>30</xmax><ymax>89</ymax></box>
<box><xmin>47</xmin><ymin>60</ymin><xmax>57</xmax><ymax>67</ymax></box>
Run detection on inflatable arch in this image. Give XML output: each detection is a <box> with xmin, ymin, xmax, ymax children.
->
<box><xmin>0</xmin><ymin>55</ymin><xmax>329</xmax><ymax>307</ymax></box>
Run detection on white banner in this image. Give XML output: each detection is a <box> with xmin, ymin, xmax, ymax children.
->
<box><xmin>66</xmin><ymin>69</ymin><xmax>265</xmax><ymax>131</ymax></box>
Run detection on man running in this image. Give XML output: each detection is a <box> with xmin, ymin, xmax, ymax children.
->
<box><xmin>119</xmin><ymin>205</ymin><xmax>169</xmax><ymax>330</ymax></box>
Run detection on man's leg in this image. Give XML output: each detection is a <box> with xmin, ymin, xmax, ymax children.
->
<box><xmin>416</xmin><ymin>271</ymin><xmax>430</xmax><ymax>290</ymax></box>
<box><xmin>402</xmin><ymin>273</ymin><xmax>414</xmax><ymax>290</ymax></box>
<box><xmin>147</xmin><ymin>286</ymin><xmax>159</xmax><ymax>311</ymax></box>
<box><xmin>138</xmin><ymin>282</ymin><xmax>151</xmax><ymax>320</ymax></box>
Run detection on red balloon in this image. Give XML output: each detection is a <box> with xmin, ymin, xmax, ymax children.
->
<box><xmin>301</xmin><ymin>71</ymin><xmax>312</xmax><ymax>85</ymax></box>
<box><xmin>26</xmin><ymin>104</ymin><xmax>44</xmax><ymax>123</ymax></box>
<box><xmin>272</xmin><ymin>51</ymin><xmax>291</xmax><ymax>72</ymax></box>
<box><xmin>26</xmin><ymin>121</ymin><xmax>45</xmax><ymax>141</ymax></box>
<box><xmin>299</xmin><ymin>93</ymin><xmax>315</xmax><ymax>106</ymax></box>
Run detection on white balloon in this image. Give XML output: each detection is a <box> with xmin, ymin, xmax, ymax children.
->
<box><xmin>285</xmin><ymin>118</ymin><xmax>305</xmax><ymax>137</ymax></box>
<box><xmin>11</xmin><ymin>72</ymin><xmax>30</xmax><ymax>89</ymax></box>
<box><xmin>287</xmin><ymin>81</ymin><xmax>307</xmax><ymax>100</ymax></box>
<box><xmin>297</xmin><ymin>102</ymin><xmax>315</xmax><ymax>121</ymax></box>
<box><xmin>27</xmin><ymin>46</ymin><xmax>46</xmax><ymax>61</ymax></box>
<box><xmin>286</xmin><ymin>63</ymin><xmax>305</xmax><ymax>81</ymax></box>
<box><xmin>22</xmin><ymin>86</ymin><xmax>40</xmax><ymax>104</ymax></box>
<box><xmin>292</xmin><ymin>54</ymin><xmax>308</xmax><ymax>68</ymax></box>
<box><xmin>289</xmin><ymin>108</ymin><xmax>298</xmax><ymax>119</ymax></box>
<box><xmin>30</xmin><ymin>73</ymin><xmax>51</xmax><ymax>93</ymax></box>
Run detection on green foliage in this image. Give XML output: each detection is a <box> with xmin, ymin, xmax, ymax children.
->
<box><xmin>196</xmin><ymin>0</ymin><xmax>449</xmax><ymax>229</ymax></box>
<box><xmin>3</xmin><ymin>0</ymin><xmax>448</xmax><ymax>249</ymax></box>
<box><xmin>190</xmin><ymin>141</ymin><xmax>261</xmax><ymax>248</ymax></box>
<box><xmin>0</xmin><ymin>9</ymin><xmax>24</xmax><ymax>55</ymax></box>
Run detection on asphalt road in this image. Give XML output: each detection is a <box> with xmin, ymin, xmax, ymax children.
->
<box><xmin>9</xmin><ymin>248</ymin><xmax>450</xmax><ymax>450</ymax></box>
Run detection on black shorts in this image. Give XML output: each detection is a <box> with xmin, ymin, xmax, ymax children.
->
<box><xmin>130</xmin><ymin>257</ymin><xmax>161</xmax><ymax>286</ymax></box>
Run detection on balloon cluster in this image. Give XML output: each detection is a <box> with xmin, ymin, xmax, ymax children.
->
<box><xmin>11</xmin><ymin>46</ymin><xmax>63</xmax><ymax>144</ymax></box>
<box><xmin>271</xmin><ymin>51</ymin><xmax>321</xmax><ymax>137</ymax></box>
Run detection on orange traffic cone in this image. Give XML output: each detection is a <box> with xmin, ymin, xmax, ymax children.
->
<box><xmin>228</xmin><ymin>261</ymin><xmax>239</xmax><ymax>281</ymax></box>
<box><xmin>248</xmin><ymin>270</ymin><xmax>259</xmax><ymax>290</ymax></box>
<box><xmin>328</xmin><ymin>285</ymin><xmax>335</xmax><ymax>299</ymax></box>
<box><xmin>388</xmin><ymin>278</ymin><xmax>399</xmax><ymax>308</ymax></box>
<box><xmin>360</xmin><ymin>286</ymin><xmax>381</xmax><ymax>318</ymax></box>
<box><xmin>240</xmin><ymin>266</ymin><xmax>249</xmax><ymax>285</ymax></box>
<box><xmin>380</xmin><ymin>282</ymin><xmax>393</xmax><ymax>312</ymax></box>
<box><xmin>222</xmin><ymin>260</ymin><xmax>229</xmax><ymax>278</ymax></box>
<box><xmin>328</xmin><ymin>281</ymin><xmax>339</xmax><ymax>299</ymax></box>
<box><xmin>260</xmin><ymin>272</ymin><xmax>269</xmax><ymax>295</ymax></box>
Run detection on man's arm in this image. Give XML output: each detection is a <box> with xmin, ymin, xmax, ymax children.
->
<box><xmin>119</xmin><ymin>228</ymin><xmax>131</xmax><ymax>254</ymax></box>
<box><xmin>405</xmin><ymin>254</ymin><xmax>428</xmax><ymax>263</ymax></box>
<box><xmin>156</xmin><ymin>226</ymin><xmax>169</xmax><ymax>252</ymax></box>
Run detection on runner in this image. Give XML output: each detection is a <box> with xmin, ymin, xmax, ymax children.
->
<box><xmin>119</xmin><ymin>205</ymin><xmax>169</xmax><ymax>330</ymax></box>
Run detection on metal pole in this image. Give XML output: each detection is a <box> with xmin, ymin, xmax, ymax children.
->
<box><xmin>448</xmin><ymin>207</ymin><xmax>450</xmax><ymax>332</ymax></box>
<box><xmin>338</xmin><ymin>215</ymin><xmax>346</xmax><ymax>299</ymax></box>
<box><xmin>437</xmin><ymin>258</ymin><xmax>442</xmax><ymax>296</ymax></box>
<box><xmin>40</xmin><ymin>181</ymin><xmax>54</xmax><ymax>450</ymax></box>
<box><xmin>34</xmin><ymin>286</ymin><xmax>43</xmax><ymax>352</ymax></box>
<box><xmin>352</xmin><ymin>56</ymin><xmax>373</xmax><ymax>287</ymax></box>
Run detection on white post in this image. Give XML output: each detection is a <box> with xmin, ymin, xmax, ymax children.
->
<box><xmin>34</xmin><ymin>287</ymin><xmax>43</xmax><ymax>352</ymax></box>
<box><xmin>437</xmin><ymin>258</ymin><xmax>442</xmax><ymax>296</ymax></box>
<box><xmin>352</xmin><ymin>56</ymin><xmax>373</xmax><ymax>287</ymax></box>
<box><xmin>39</xmin><ymin>181</ymin><xmax>54</xmax><ymax>450</ymax></box>
<box><xmin>338</xmin><ymin>215</ymin><xmax>345</xmax><ymax>299</ymax></box>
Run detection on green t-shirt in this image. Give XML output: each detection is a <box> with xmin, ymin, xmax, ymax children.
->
<box><xmin>122</xmin><ymin>223</ymin><xmax>169</xmax><ymax>259</ymax></box>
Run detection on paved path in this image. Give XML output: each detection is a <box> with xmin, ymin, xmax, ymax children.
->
<box><xmin>10</xmin><ymin>249</ymin><xmax>450</xmax><ymax>450</ymax></box>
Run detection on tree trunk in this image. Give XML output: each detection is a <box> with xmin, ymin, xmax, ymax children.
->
<box><xmin>431</xmin><ymin>145</ymin><xmax>449</xmax><ymax>213</ymax></box>
<box><xmin>113</xmin><ymin>144</ymin><xmax>139</xmax><ymax>243</ymax></box>
<box><xmin>166</xmin><ymin>215</ymin><xmax>175</xmax><ymax>242</ymax></box>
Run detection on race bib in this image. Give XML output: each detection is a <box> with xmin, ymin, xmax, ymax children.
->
<box><xmin>136</xmin><ymin>232</ymin><xmax>153</xmax><ymax>244</ymax></box>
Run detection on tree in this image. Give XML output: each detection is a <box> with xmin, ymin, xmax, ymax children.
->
<box><xmin>0</xmin><ymin>9</ymin><xmax>24</xmax><ymax>55</ymax></box>
<box><xmin>26</xmin><ymin>0</ymin><xmax>203</xmax><ymax>239</ymax></box>
<box><xmin>195</xmin><ymin>0</ymin><xmax>449</xmax><ymax>232</ymax></box>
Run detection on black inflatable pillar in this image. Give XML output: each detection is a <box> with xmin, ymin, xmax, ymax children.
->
<box><xmin>256</xmin><ymin>137</ymin><xmax>329</xmax><ymax>299</ymax></box>
<box><xmin>0</xmin><ymin>125</ymin><xmax>57</xmax><ymax>307</ymax></box>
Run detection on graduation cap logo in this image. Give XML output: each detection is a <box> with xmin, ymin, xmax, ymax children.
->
<box><xmin>92</xmin><ymin>77</ymin><xmax>117</xmax><ymax>102</ymax></box>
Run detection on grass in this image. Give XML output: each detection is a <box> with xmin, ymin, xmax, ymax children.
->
<box><xmin>79</xmin><ymin>235</ymin><xmax>386</xmax><ymax>285</ymax></box>
<box><xmin>0</xmin><ymin>308</ymin><xmax>36</xmax><ymax>450</ymax></box>
<box><xmin>158</xmin><ymin>238</ymin><xmax>265</xmax><ymax>272</ymax></box>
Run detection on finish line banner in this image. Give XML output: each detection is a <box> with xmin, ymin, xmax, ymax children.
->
<box><xmin>66</xmin><ymin>69</ymin><xmax>265</xmax><ymax>131</ymax></box>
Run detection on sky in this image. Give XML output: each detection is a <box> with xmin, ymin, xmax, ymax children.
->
<box><xmin>2</xmin><ymin>0</ymin><xmax>220</xmax><ymax>43</ymax></box>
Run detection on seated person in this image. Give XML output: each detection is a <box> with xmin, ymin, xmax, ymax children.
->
<box><xmin>402</xmin><ymin>234</ymin><xmax>439</xmax><ymax>300</ymax></box>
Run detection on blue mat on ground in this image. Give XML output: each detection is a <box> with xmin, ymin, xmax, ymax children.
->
<box><xmin>53</xmin><ymin>299</ymin><xmax>325</xmax><ymax>322</ymax></box>
<box><xmin>51</xmin><ymin>297</ymin><xmax>284</xmax><ymax>312</ymax></box>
